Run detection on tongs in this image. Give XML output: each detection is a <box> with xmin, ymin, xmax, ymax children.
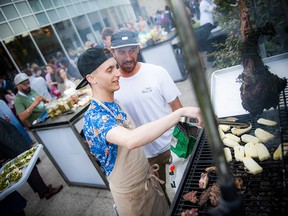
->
<box><xmin>179</xmin><ymin>116</ymin><xmax>250</xmax><ymax>128</ymax></box>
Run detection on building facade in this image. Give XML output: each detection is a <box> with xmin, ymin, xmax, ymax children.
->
<box><xmin>0</xmin><ymin>0</ymin><xmax>164</xmax><ymax>79</ymax></box>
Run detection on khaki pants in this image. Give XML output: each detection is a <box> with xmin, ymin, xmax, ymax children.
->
<box><xmin>148</xmin><ymin>149</ymin><xmax>171</xmax><ymax>206</ymax></box>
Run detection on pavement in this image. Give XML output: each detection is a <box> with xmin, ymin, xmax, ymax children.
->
<box><xmin>18</xmin><ymin>55</ymin><xmax>216</xmax><ymax>216</ymax></box>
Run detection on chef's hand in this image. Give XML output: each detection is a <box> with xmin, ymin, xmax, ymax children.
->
<box><xmin>181</xmin><ymin>107</ymin><xmax>204</xmax><ymax>127</ymax></box>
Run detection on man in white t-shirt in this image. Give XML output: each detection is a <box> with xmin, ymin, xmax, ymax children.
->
<box><xmin>110</xmin><ymin>29</ymin><xmax>183</xmax><ymax>205</ymax></box>
<box><xmin>199</xmin><ymin>0</ymin><xmax>216</xmax><ymax>26</ymax></box>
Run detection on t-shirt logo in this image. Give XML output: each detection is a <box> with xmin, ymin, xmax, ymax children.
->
<box><xmin>141</xmin><ymin>87</ymin><xmax>152</xmax><ymax>93</ymax></box>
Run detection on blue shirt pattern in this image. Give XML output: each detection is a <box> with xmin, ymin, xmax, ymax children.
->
<box><xmin>83</xmin><ymin>99</ymin><xmax>127</xmax><ymax>176</ymax></box>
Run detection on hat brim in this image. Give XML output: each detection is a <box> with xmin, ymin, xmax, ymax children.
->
<box><xmin>76</xmin><ymin>78</ymin><xmax>88</xmax><ymax>90</ymax></box>
<box><xmin>110</xmin><ymin>42</ymin><xmax>140</xmax><ymax>49</ymax></box>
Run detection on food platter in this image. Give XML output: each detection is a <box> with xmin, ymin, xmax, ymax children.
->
<box><xmin>0</xmin><ymin>144</ymin><xmax>43</xmax><ymax>201</ymax></box>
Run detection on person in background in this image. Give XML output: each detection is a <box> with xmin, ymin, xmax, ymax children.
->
<box><xmin>0</xmin><ymin>75</ymin><xmax>16</xmax><ymax>93</ymax></box>
<box><xmin>55</xmin><ymin>67</ymin><xmax>76</xmax><ymax>95</ymax></box>
<box><xmin>28</xmin><ymin>62</ymin><xmax>39</xmax><ymax>79</ymax></box>
<box><xmin>85</xmin><ymin>40</ymin><xmax>97</xmax><ymax>50</ymax></box>
<box><xmin>0</xmin><ymin>87</ymin><xmax>16</xmax><ymax>114</ymax></box>
<box><xmin>101</xmin><ymin>27</ymin><xmax>115</xmax><ymax>50</ymax></box>
<box><xmin>59</xmin><ymin>58</ymin><xmax>82</xmax><ymax>81</ymax></box>
<box><xmin>67</xmin><ymin>48</ymin><xmax>80</xmax><ymax>66</ymax></box>
<box><xmin>13</xmin><ymin>73</ymin><xmax>49</xmax><ymax>127</ymax></box>
<box><xmin>164</xmin><ymin>5</ymin><xmax>175</xmax><ymax>30</ymax></box>
<box><xmin>75</xmin><ymin>47</ymin><xmax>203</xmax><ymax>215</ymax></box>
<box><xmin>127</xmin><ymin>18</ymin><xmax>138</xmax><ymax>33</ymax></box>
<box><xmin>0</xmin><ymin>191</ymin><xmax>27</xmax><ymax>216</ymax></box>
<box><xmin>44</xmin><ymin>64</ymin><xmax>60</xmax><ymax>97</ymax></box>
<box><xmin>23</xmin><ymin>68</ymin><xmax>52</xmax><ymax>100</ymax></box>
<box><xmin>35</xmin><ymin>66</ymin><xmax>46</xmax><ymax>79</ymax></box>
<box><xmin>199</xmin><ymin>0</ymin><xmax>216</xmax><ymax>26</ymax></box>
<box><xmin>0</xmin><ymin>96</ymin><xmax>33</xmax><ymax>145</ymax></box>
<box><xmin>55</xmin><ymin>51</ymin><xmax>69</xmax><ymax>69</ymax></box>
<box><xmin>188</xmin><ymin>0</ymin><xmax>200</xmax><ymax>20</ymax></box>
<box><xmin>110</xmin><ymin>29</ymin><xmax>183</xmax><ymax>206</ymax></box>
<box><xmin>0</xmin><ymin>117</ymin><xmax>63</xmax><ymax>200</ymax></box>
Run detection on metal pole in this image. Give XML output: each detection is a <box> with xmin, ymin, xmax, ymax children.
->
<box><xmin>168</xmin><ymin>0</ymin><xmax>243</xmax><ymax>215</ymax></box>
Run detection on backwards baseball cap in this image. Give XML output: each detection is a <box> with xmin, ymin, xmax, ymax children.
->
<box><xmin>110</xmin><ymin>29</ymin><xmax>140</xmax><ymax>49</ymax></box>
<box><xmin>76</xmin><ymin>47</ymin><xmax>113</xmax><ymax>90</ymax></box>
<box><xmin>14</xmin><ymin>73</ymin><xmax>29</xmax><ymax>85</ymax></box>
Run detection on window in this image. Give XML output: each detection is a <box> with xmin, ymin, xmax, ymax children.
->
<box><xmin>66</xmin><ymin>5</ymin><xmax>77</xmax><ymax>17</ymax></box>
<box><xmin>16</xmin><ymin>2</ymin><xmax>32</xmax><ymax>16</ymax></box>
<box><xmin>41</xmin><ymin>0</ymin><xmax>53</xmax><ymax>10</ymax></box>
<box><xmin>10</xmin><ymin>19</ymin><xmax>26</xmax><ymax>34</ymax></box>
<box><xmin>57</xmin><ymin>7</ymin><xmax>68</xmax><ymax>20</ymax></box>
<box><xmin>23</xmin><ymin>15</ymin><xmax>39</xmax><ymax>30</ymax></box>
<box><xmin>29</xmin><ymin>0</ymin><xmax>43</xmax><ymax>12</ymax></box>
<box><xmin>35</xmin><ymin>12</ymin><xmax>49</xmax><ymax>26</ymax></box>
<box><xmin>0</xmin><ymin>23</ymin><xmax>13</xmax><ymax>39</ymax></box>
<box><xmin>52</xmin><ymin>0</ymin><xmax>64</xmax><ymax>7</ymax></box>
<box><xmin>74</xmin><ymin>3</ymin><xmax>84</xmax><ymax>15</ymax></box>
<box><xmin>47</xmin><ymin>9</ymin><xmax>59</xmax><ymax>23</ymax></box>
<box><xmin>0</xmin><ymin>11</ymin><xmax>5</xmax><ymax>22</ymax></box>
<box><xmin>2</xmin><ymin>5</ymin><xmax>19</xmax><ymax>20</ymax></box>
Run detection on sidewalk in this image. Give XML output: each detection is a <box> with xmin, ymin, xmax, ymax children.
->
<box><xmin>18</xmin><ymin>55</ymin><xmax>216</xmax><ymax>216</ymax></box>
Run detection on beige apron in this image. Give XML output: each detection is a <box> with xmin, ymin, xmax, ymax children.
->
<box><xmin>94</xmin><ymin>99</ymin><xmax>169</xmax><ymax>216</ymax></box>
<box><xmin>108</xmin><ymin>146</ymin><xmax>169</xmax><ymax>216</ymax></box>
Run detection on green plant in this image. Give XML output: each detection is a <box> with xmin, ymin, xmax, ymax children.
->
<box><xmin>210</xmin><ymin>0</ymin><xmax>288</xmax><ymax>69</ymax></box>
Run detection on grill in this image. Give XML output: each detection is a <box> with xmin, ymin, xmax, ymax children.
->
<box><xmin>169</xmin><ymin>86</ymin><xmax>288</xmax><ymax>216</ymax></box>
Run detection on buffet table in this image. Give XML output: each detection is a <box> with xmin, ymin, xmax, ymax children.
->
<box><xmin>29</xmin><ymin>104</ymin><xmax>108</xmax><ymax>188</ymax></box>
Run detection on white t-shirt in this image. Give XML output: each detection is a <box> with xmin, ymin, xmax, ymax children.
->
<box><xmin>115</xmin><ymin>63</ymin><xmax>181</xmax><ymax>158</ymax></box>
<box><xmin>200</xmin><ymin>0</ymin><xmax>216</xmax><ymax>26</ymax></box>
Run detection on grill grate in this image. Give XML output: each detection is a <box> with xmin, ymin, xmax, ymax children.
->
<box><xmin>169</xmin><ymin>86</ymin><xmax>288</xmax><ymax>216</ymax></box>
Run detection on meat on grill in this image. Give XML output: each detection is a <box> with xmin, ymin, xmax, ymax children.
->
<box><xmin>198</xmin><ymin>187</ymin><xmax>211</xmax><ymax>206</ymax></box>
<box><xmin>205</xmin><ymin>166</ymin><xmax>217</xmax><ymax>173</ymax></box>
<box><xmin>199</xmin><ymin>172</ymin><xmax>209</xmax><ymax>189</ymax></box>
<box><xmin>183</xmin><ymin>190</ymin><xmax>198</xmax><ymax>204</ymax></box>
<box><xmin>209</xmin><ymin>183</ymin><xmax>220</xmax><ymax>206</ymax></box>
<box><xmin>181</xmin><ymin>208</ymin><xmax>199</xmax><ymax>216</ymax></box>
<box><xmin>234</xmin><ymin>177</ymin><xmax>244</xmax><ymax>190</ymax></box>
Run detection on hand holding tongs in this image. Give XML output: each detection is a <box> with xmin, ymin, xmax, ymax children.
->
<box><xmin>179</xmin><ymin>116</ymin><xmax>250</xmax><ymax>128</ymax></box>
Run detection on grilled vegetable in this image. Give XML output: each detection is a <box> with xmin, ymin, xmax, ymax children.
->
<box><xmin>244</xmin><ymin>142</ymin><xmax>258</xmax><ymax>158</ymax></box>
<box><xmin>255</xmin><ymin>128</ymin><xmax>274</xmax><ymax>143</ymax></box>
<box><xmin>223</xmin><ymin>137</ymin><xmax>240</xmax><ymax>148</ymax></box>
<box><xmin>273</xmin><ymin>143</ymin><xmax>288</xmax><ymax>160</ymax></box>
<box><xmin>241</xmin><ymin>134</ymin><xmax>260</xmax><ymax>144</ymax></box>
<box><xmin>243</xmin><ymin>157</ymin><xmax>263</xmax><ymax>175</ymax></box>
<box><xmin>233</xmin><ymin>145</ymin><xmax>245</xmax><ymax>162</ymax></box>
<box><xmin>218</xmin><ymin>127</ymin><xmax>225</xmax><ymax>140</ymax></box>
<box><xmin>219</xmin><ymin>124</ymin><xmax>231</xmax><ymax>133</ymax></box>
<box><xmin>224</xmin><ymin>147</ymin><xmax>232</xmax><ymax>163</ymax></box>
<box><xmin>231</xmin><ymin>124</ymin><xmax>252</xmax><ymax>136</ymax></box>
<box><xmin>255</xmin><ymin>143</ymin><xmax>270</xmax><ymax>161</ymax></box>
<box><xmin>225</xmin><ymin>133</ymin><xmax>241</xmax><ymax>143</ymax></box>
<box><xmin>257</xmin><ymin>118</ymin><xmax>277</xmax><ymax>126</ymax></box>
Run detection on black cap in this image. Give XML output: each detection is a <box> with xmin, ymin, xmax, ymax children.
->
<box><xmin>76</xmin><ymin>47</ymin><xmax>112</xmax><ymax>90</ymax></box>
<box><xmin>110</xmin><ymin>29</ymin><xmax>140</xmax><ymax>49</ymax></box>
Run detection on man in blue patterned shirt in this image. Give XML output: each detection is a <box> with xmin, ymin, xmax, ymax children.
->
<box><xmin>76</xmin><ymin>47</ymin><xmax>203</xmax><ymax>215</ymax></box>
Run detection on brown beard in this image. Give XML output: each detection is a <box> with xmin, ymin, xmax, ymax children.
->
<box><xmin>120</xmin><ymin>60</ymin><xmax>137</xmax><ymax>73</ymax></box>
<box><xmin>22</xmin><ymin>87</ymin><xmax>31</xmax><ymax>95</ymax></box>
